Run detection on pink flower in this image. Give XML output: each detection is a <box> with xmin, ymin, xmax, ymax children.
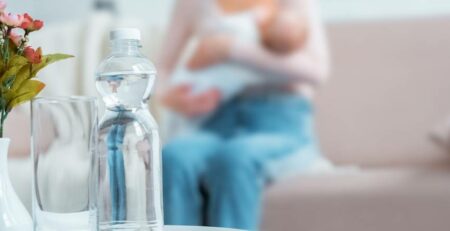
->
<box><xmin>0</xmin><ymin>12</ymin><xmax>23</xmax><ymax>27</ymax></box>
<box><xmin>32</xmin><ymin>20</ymin><xmax>44</xmax><ymax>30</ymax></box>
<box><xmin>0</xmin><ymin>1</ymin><xmax>6</xmax><ymax>14</ymax></box>
<box><xmin>8</xmin><ymin>31</ymin><xmax>22</xmax><ymax>46</ymax></box>
<box><xmin>23</xmin><ymin>46</ymin><xmax>42</xmax><ymax>64</ymax></box>
<box><xmin>20</xmin><ymin>13</ymin><xmax>32</xmax><ymax>29</ymax></box>
<box><xmin>20</xmin><ymin>13</ymin><xmax>43</xmax><ymax>31</ymax></box>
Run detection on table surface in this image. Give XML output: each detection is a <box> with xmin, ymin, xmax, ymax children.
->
<box><xmin>165</xmin><ymin>225</ymin><xmax>244</xmax><ymax>231</ymax></box>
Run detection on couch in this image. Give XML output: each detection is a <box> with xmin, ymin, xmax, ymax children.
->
<box><xmin>261</xmin><ymin>16</ymin><xmax>450</xmax><ymax>231</ymax></box>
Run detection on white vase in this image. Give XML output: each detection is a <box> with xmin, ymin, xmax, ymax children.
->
<box><xmin>0</xmin><ymin>138</ymin><xmax>33</xmax><ymax>230</ymax></box>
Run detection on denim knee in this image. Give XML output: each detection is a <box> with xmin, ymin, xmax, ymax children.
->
<box><xmin>206</xmin><ymin>137</ymin><xmax>263</xmax><ymax>180</ymax></box>
<box><xmin>163</xmin><ymin>132</ymin><xmax>222</xmax><ymax>181</ymax></box>
<box><xmin>205</xmin><ymin>134</ymin><xmax>301</xmax><ymax>182</ymax></box>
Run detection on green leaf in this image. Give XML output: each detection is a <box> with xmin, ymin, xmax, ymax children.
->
<box><xmin>8</xmin><ymin>64</ymin><xmax>31</xmax><ymax>92</ymax></box>
<box><xmin>6</xmin><ymin>79</ymin><xmax>45</xmax><ymax>111</ymax></box>
<box><xmin>1</xmin><ymin>55</ymin><xmax>28</xmax><ymax>81</ymax></box>
<box><xmin>31</xmin><ymin>53</ymin><xmax>74</xmax><ymax>77</ymax></box>
<box><xmin>1</xmin><ymin>52</ymin><xmax>72</xmax><ymax>111</ymax></box>
<box><xmin>1</xmin><ymin>61</ymin><xmax>28</xmax><ymax>85</ymax></box>
<box><xmin>2</xmin><ymin>75</ymin><xmax>15</xmax><ymax>89</ymax></box>
<box><xmin>8</xmin><ymin>55</ymin><xmax>28</xmax><ymax>67</ymax></box>
<box><xmin>46</xmin><ymin>53</ymin><xmax>74</xmax><ymax>62</ymax></box>
<box><xmin>1</xmin><ymin>65</ymin><xmax>23</xmax><ymax>80</ymax></box>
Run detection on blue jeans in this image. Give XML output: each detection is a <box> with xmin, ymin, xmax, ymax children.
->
<box><xmin>163</xmin><ymin>94</ymin><xmax>320</xmax><ymax>230</ymax></box>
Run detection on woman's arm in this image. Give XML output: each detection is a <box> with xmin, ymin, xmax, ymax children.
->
<box><xmin>157</xmin><ymin>0</ymin><xmax>199</xmax><ymax>86</ymax></box>
<box><xmin>187</xmin><ymin>0</ymin><xmax>329</xmax><ymax>86</ymax></box>
<box><xmin>157</xmin><ymin>0</ymin><xmax>222</xmax><ymax>117</ymax></box>
<box><xmin>229</xmin><ymin>0</ymin><xmax>330</xmax><ymax>86</ymax></box>
<box><xmin>230</xmin><ymin>41</ymin><xmax>329</xmax><ymax>86</ymax></box>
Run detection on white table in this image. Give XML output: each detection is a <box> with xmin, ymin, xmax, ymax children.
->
<box><xmin>165</xmin><ymin>225</ymin><xmax>244</xmax><ymax>231</ymax></box>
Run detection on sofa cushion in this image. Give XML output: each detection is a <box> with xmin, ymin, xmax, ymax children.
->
<box><xmin>262</xmin><ymin>168</ymin><xmax>450</xmax><ymax>231</ymax></box>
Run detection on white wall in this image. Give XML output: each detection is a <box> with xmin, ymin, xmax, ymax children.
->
<box><xmin>8</xmin><ymin>0</ymin><xmax>175</xmax><ymax>28</ymax></box>
<box><xmin>8</xmin><ymin>0</ymin><xmax>92</xmax><ymax>22</ymax></box>
<box><xmin>115</xmin><ymin>0</ymin><xmax>175</xmax><ymax>28</ymax></box>
<box><xmin>321</xmin><ymin>0</ymin><xmax>450</xmax><ymax>22</ymax></box>
<box><xmin>8</xmin><ymin>0</ymin><xmax>450</xmax><ymax>25</ymax></box>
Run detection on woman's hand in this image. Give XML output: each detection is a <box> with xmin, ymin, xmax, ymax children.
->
<box><xmin>187</xmin><ymin>34</ymin><xmax>234</xmax><ymax>70</ymax></box>
<box><xmin>159</xmin><ymin>84</ymin><xmax>222</xmax><ymax>117</ymax></box>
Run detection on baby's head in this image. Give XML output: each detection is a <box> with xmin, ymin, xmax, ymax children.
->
<box><xmin>261</xmin><ymin>9</ymin><xmax>308</xmax><ymax>54</ymax></box>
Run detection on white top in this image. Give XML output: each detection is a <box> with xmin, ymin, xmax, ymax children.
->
<box><xmin>159</xmin><ymin>0</ymin><xmax>330</xmax><ymax>98</ymax></box>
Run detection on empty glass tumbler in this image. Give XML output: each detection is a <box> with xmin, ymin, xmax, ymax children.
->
<box><xmin>93</xmin><ymin>28</ymin><xmax>163</xmax><ymax>230</ymax></box>
<box><xmin>31</xmin><ymin>96</ymin><xmax>98</xmax><ymax>231</ymax></box>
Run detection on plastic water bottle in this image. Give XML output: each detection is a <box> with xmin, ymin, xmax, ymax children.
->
<box><xmin>93</xmin><ymin>28</ymin><xmax>163</xmax><ymax>230</ymax></box>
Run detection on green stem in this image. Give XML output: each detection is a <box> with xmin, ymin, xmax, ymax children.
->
<box><xmin>0</xmin><ymin>122</ymin><xmax>3</xmax><ymax>138</ymax></box>
<box><xmin>0</xmin><ymin>90</ymin><xmax>3</xmax><ymax>138</ymax></box>
<box><xmin>0</xmin><ymin>110</ymin><xmax>5</xmax><ymax>138</ymax></box>
<box><xmin>1</xmin><ymin>110</ymin><xmax>8</xmax><ymax>138</ymax></box>
<box><xmin>17</xmin><ymin>31</ymin><xmax>30</xmax><ymax>55</ymax></box>
<box><xmin>0</xmin><ymin>25</ymin><xmax>5</xmax><ymax>61</ymax></box>
<box><xmin>2</xmin><ymin>26</ymin><xmax>12</xmax><ymax>65</ymax></box>
<box><xmin>3</xmin><ymin>35</ymin><xmax>8</xmax><ymax>66</ymax></box>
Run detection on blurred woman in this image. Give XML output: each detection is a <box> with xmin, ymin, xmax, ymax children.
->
<box><xmin>158</xmin><ymin>0</ymin><xmax>329</xmax><ymax>230</ymax></box>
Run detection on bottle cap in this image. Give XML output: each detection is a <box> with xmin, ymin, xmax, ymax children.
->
<box><xmin>110</xmin><ymin>28</ymin><xmax>141</xmax><ymax>41</ymax></box>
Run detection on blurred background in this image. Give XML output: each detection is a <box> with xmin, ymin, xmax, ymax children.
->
<box><xmin>7</xmin><ymin>0</ymin><xmax>450</xmax><ymax>230</ymax></box>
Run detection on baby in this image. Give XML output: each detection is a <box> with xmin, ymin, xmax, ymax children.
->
<box><xmin>171</xmin><ymin>7</ymin><xmax>308</xmax><ymax>102</ymax></box>
<box><xmin>261</xmin><ymin>9</ymin><xmax>308</xmax><ymax>55</ymax></box>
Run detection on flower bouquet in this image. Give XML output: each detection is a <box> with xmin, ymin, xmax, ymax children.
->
<box><xmin>0</xmin><ymin>1</ymin><xmax>72</xmax><ymax>136</ymax></box>
<box><xmin>0</xmin><ymin>1</ymin><xmax>72</xmax><ymax>230</ymax></box>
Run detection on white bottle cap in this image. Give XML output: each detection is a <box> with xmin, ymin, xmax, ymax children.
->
<box><xmin>110</xmin><ymin>28</ymin><xmax>141</xmax><ymax>41</ymax></box>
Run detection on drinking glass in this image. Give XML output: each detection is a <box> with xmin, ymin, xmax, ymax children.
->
<box><xmin>31</xmin><ymin>96</ymin><xmax>98</xmax><ymax>231</ymax></box>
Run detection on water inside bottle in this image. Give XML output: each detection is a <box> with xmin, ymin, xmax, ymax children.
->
<box><xmin>96</xmin><ymin>72</ymin><xmax>155</xmax><ymax>110</ymax></box>
<box><xmin>95</xmin><ymin>72</ymin><xmax>162</xmax><ymax>231</ymax></box>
